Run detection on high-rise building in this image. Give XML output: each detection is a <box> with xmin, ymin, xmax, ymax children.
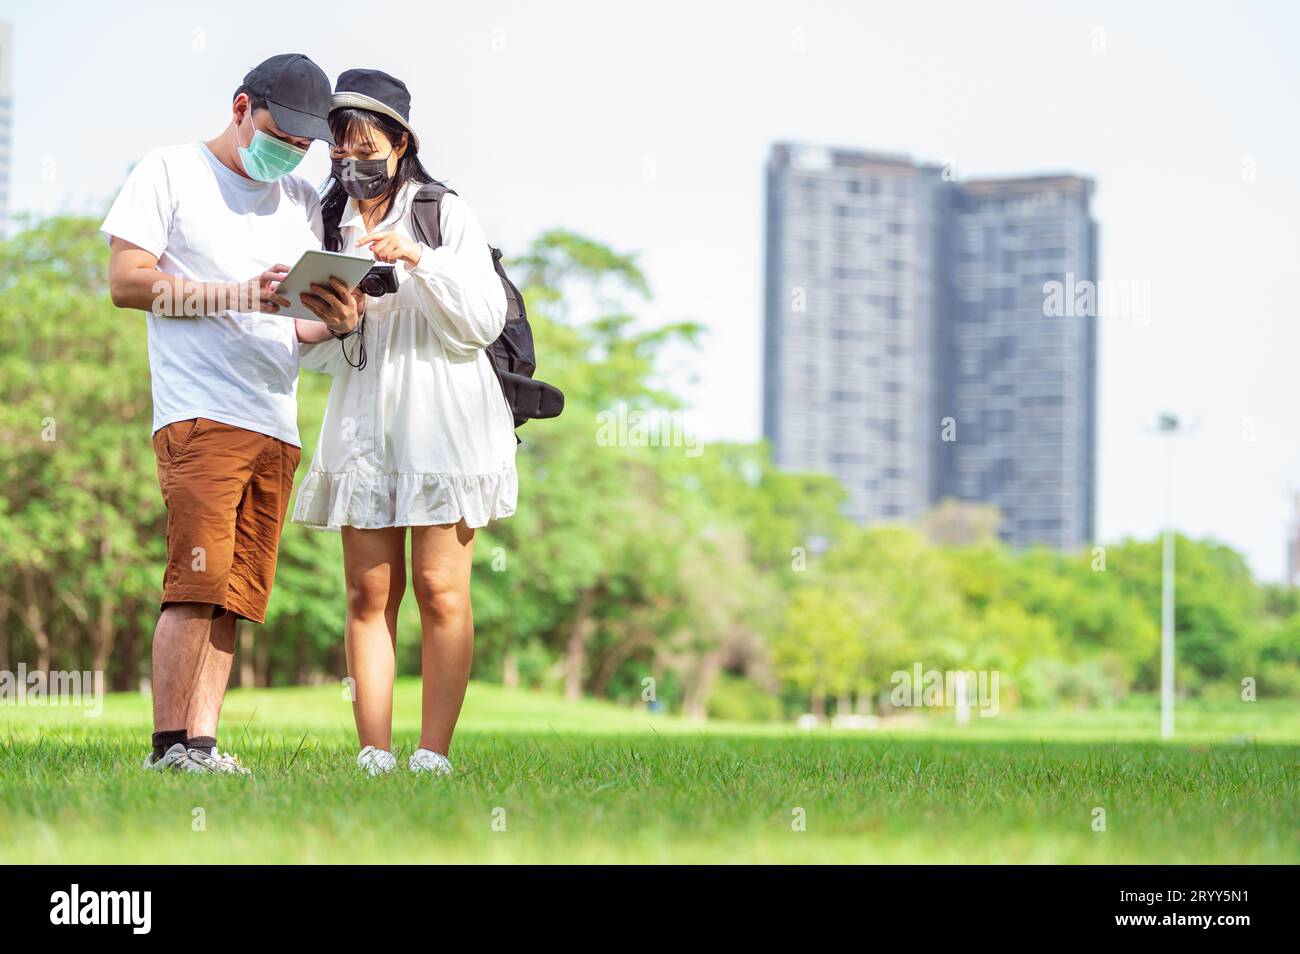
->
<box><xmin>763</xmin><ymin>143</ymin><xmax>1098</xmax><ymax>550</ymax></box>
<box><xmin>940</xmin><ymin>175</ymin><xmax>1098</xmax><ymax>548</ymax></box>
<box><xmin>0</xmin><ymin>21</ymin><xmax>11</xmax><ymax>237</ymax></box>
<box><xmin>763</xmin><ymin>145</ymin><xmax>945</xmax><ymax>524</ymax></box>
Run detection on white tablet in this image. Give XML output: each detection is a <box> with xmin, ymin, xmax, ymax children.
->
<box><xmin>275</xmin><ymin>249</ymin><xmax>374</xmax><ymax>321</ymax></box>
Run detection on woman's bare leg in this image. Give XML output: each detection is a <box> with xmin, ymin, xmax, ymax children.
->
<box><xmin>409</xmin><ymin>521</ymin><xmax>476</xmax><ymax>756</ymax></box>
<box><xmin>342</xmin><ymin>526</ymin><xmax>406</xmax><ymax>751</ymax></box>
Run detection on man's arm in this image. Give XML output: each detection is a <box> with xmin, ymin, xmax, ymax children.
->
<box><xmin>107</xmin><ymin>237</ymin><xmax>289</xmax><ymax>316</ymax></box>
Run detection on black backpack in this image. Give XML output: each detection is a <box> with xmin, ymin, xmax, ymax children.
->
<box><xmin>325</xmin><ymin>182</ymin><xmax>564</xmax><ymax>438</ymax></box>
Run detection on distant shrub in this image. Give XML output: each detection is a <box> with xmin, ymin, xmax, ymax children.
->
<box><xmin>707</xmin><ymin>673</ymin><xmax>785</xmax><ymax>723</ymax></box>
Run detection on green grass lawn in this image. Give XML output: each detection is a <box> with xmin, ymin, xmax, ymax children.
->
<box><xmin>1</xmin><ymin>681</ymin><xmax>1296</xmax><ymax>863</ymax></box>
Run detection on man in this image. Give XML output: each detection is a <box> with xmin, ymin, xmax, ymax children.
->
<box><xmin>103</xmin><ymin>54</ymin><xmax>359</xmax><ymax>773</ymax></box>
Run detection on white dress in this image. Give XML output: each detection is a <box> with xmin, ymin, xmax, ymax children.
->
<box><xmin>293</xmin><ymin>181</ymin><xmax>518</xmax><ymax>530</ymax></box>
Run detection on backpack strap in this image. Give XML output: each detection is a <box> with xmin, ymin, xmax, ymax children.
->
<box><xmin>408</xmin><ymin>182</ymin><xmax>457</xmax><ymax>251</ymax></box>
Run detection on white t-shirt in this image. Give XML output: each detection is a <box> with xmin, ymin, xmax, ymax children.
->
<box><xmin>101</xmin><ymin>142</ymin><xmax>323</xmax><ymax>446</ymax></box>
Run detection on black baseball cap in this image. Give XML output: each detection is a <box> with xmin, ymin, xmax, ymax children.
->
<box><xmin>242</xmin><ymin>54</ymin><xmax>334</xmax><ymax>144</ymax></box>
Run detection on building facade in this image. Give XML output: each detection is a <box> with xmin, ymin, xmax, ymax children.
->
<box><xmin>763</xmin><ymin>144</ymin><xmax>945</xmax><ymax>524</ymax></box>
<box><xmin>764</xmin><ymin>143</ymin><xmax>1097</xmax><ymax>549</ymax></box>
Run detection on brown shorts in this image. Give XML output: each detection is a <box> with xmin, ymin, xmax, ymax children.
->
<box><xmin>152</xmin><ymin>418</ymin><xmax>301</xmax><ymax>623</ymax></box>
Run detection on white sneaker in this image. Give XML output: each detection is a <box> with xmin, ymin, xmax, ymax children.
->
<box><xmin>408</xmin><ymin>748</ymin><xmax>453</xmax><ymax>776</ymax></box>
<box><xmin>143</xmin><ymin>742</ymin><xmax>192</xmax><ymax>772</ymax></box>
<box><xmin>187</xmin><ymin>748</ymin><xmax>252</xmax><ymax>776</ymax></box>
<box><xmin>358</xmin><ymin>745</ymin><xmax>397</xmax><ymax>776</ymax></box>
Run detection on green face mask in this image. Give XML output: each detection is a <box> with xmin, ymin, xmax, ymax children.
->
<box><xmin>238</xmin><ymin>126</ymin><xmax>308</xmax><ymax>182</ymax></box>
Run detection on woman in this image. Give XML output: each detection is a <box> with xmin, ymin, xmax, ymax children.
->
<box><xmin>292</xmin><ymin>69</ymin><xmax>516</xmax><ymax>776</ymax></box>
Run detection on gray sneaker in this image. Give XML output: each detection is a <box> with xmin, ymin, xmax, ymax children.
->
<box><xmin>143</xmin><ymin>742</ymin><xmax>196</xmax><ymax>772</ymax></box>
<box><xmin>187</xmin><ymin>748</ymin><xmax>251</xmax><ymax>776</ymax></box>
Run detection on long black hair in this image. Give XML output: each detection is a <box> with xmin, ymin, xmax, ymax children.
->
<box><xmin>320</xmin><ymin>107</ymin><xmax>436</xmax><ymax>251</ymax></box>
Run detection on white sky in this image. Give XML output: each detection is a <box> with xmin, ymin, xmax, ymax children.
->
<box><xmin>5</xmin><ymin>0</ymin><xmax>1299</xmax><ymax>578</ymax></box>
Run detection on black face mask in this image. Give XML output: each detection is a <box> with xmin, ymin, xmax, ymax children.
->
<box><xmin>332</xmin><ymin>156</ymin><xmax>392</xmax><ymax>200</ymax></box>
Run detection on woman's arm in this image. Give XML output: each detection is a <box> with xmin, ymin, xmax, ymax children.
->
<box><xmin>296</xmin><ymin>282</ymin><xmax>365</xmax><ymax>374</ymax></box>
<box><xmin>356</xmin><ymin>194</ymin><xmax>506</xmax><ymax>356</ymax></box>
<box><xmin>295</xmin><ymin>318</ymin><xmax>335</xmax><ymax>343</ymax></box>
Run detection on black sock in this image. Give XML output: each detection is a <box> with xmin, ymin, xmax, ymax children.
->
<box><xmin>187</xmin><ymin>735</ymin><xmax>217</xmax><ymax>756</ymax></box>
<box><xmin>152</xmin><ymin>729</ymin><xmax>187</xmax><ymax>761</ymax></box>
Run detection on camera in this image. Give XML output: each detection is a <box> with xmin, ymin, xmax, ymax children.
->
<box><xmin>358</xmin><ymin>263</ymin><xmax>398</xmax><ymax>297</ymax></box>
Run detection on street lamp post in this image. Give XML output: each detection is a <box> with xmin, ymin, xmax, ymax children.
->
<box><xmin>1157</xmin><ymin>413</ymin><xmax>1179</xmax><ymax>740</ymax></box>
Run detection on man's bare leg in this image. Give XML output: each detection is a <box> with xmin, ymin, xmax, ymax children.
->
<box><xmin>152</xmin><ymin>603</ymin><xmax>216</xmax><ymax>734</ymax></box>
<box><xmin>186</xmin><ymin>612</ymin><xmax>238</xmax><ymax>740</ymax></box>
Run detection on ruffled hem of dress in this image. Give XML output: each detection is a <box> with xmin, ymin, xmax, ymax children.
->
<box><xmin>292</xmin><ymin>466</ymin><xmax>518</xmax><ymax>531</ymax></box>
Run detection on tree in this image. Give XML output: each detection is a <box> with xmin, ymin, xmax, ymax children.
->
<box><xmin>772</xmin><ymin>588</ymin><xmax>866</xmax><ymax>716</ymax></box>
<box><xmin>472</xmin><ymin>229</ymin><xmax>709</xmax><ymax>701</ymax></box>
<box><xmin>1107</xmin><ymin>535</ymin><xmax>1263</xmax><ymax>690</ymax></box>
<box><xmin>0</xmin><ymin>216</ymin><xmax>162</xmax><ymax>687</ymax></box>
<box><xmin>921</xmin><ymin>497</ymin><xmax>1002</xmax><ymax>546</ymax></box>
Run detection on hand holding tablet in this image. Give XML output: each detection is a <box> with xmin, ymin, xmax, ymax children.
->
<box><xmin>273</xmin><ymin>250</ymin><xmax>375</xmax><ymax>321</ymax></box>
